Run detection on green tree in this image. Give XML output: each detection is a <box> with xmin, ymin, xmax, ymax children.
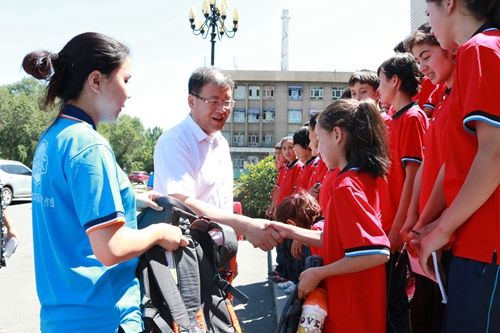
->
<box><xmin>137</xmin><ymin>126</ymin><xmax>163</xmax><ymax>172</ymax></box>
<box><xmin>98</xmin><ymin>115</ymin><xmax>148</xmax><ymax>172</ymax></box>
<box><xmin>0</xmin><ymin>78</ymin><xmax>56</xmax><ymax>166</ymax></box>
<box><xmin>234</xmin><ymin>156</ymin><xmax>276</xmax><ymax>218</ymax></box>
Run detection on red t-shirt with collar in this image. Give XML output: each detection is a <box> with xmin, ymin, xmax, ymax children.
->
<box><xmin>443</xmin><ymin>27</ymin><xmax>500</xmax><ymax>264</ymax></box>
<box><xmin>318</xmin><ymin>168</ymin><xmax>339</xmax><ymax>212</ymax></box>
<box><xmin>322</xmin><ymin>169</ymin><xmax>389</xmax><ymax>333</ymax></box>
<box><xmin>276</xmin><ymin>159</ymin><xmax>303</xmax><ymax>205</ymax></box>
<box><xmin>383</xmin><ymin>103</ymin><xmax>428</xmax><ymax>230</ymax></box>
<box><xmin>294</xmin><ymin>156</ymin><xmax>317</xmax><ymax>192</ymax></box>
<box><xmin>414</xmin><ymin>76</ymin><xmax>436</xmax><ymax>111</ymax></box>
<box><xmin>419</xmin><ymin>84</ymin><xmax>451</xmax><ymax>212</ymax></box>
<box><xmin>310</xmin><ymin>157</ymin><xmax>329</xmax><ymax>188</ymax></box>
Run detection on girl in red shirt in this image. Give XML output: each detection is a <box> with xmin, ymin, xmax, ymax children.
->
<box><xmin>271</xmin><ymin>99</ymin><xmax>391</xmax><ymax>332</ymax></box>
<box><xmin>418</xmin><ymin>1</ymin><xmax>500</xmax><ymax>332</ymax></box>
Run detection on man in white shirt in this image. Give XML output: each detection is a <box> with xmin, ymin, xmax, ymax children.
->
<box><xmin>154</xmin><ymin>67</ymin><xmax>280</xmax><ymax>251</ymax></box>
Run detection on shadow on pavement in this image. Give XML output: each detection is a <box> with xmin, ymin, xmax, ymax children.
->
<box><xmin>234</xmin><ymin>280</ymin><xmax>277</xmax><ymax>332</ymax></box>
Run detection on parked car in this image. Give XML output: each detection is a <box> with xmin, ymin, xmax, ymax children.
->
<box><xmin>128</xmin><ymin>171</ymin><xmax>149</xmax><ymax>185</ymax></box>
<box><xmin>0</xmin><ymin>160</ymin><xmax>32</xmax><ymax>206</ymax></box>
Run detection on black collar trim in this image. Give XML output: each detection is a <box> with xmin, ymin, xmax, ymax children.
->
<box><xmin>60</xmin><ymin>104</ymin><xmax>96</xmax><ymax>130</ymax></box>
<box><xmin>472</xmin><ymin>22</ymin><xmax>498</xmax><ymax>38</ymax></box>
<box><xmin>392</xmin><ymin>102</ymin><xmax>417</xmax><ymax>119</ymax></box>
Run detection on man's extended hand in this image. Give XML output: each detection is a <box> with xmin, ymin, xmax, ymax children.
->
<box><xmin>244</xmin><ymin>218</ymin><xmax>283</xmax><ymax>251</ymax></box>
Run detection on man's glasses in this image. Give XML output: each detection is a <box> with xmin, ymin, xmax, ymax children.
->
<box><xmin>191</xmin><ymin>93</ymin><xmax>235</xmax><ymax>109</ymax></box>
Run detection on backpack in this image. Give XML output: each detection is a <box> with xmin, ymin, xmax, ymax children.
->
<box><xmin>136</xmin><ymin>196</ymin><xmax>248</xmax><ymax>333</ymax></box>
<box><xmin>276</xmin><ymin>255</ymin><xmax>324</xmax><ymax>333</ymax></box>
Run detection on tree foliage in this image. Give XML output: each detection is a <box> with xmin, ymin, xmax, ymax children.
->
<box><xmin>0</xmin><ymin>78</ymin><xmax>57</xmax><ymax>167</ymax></box>
<box><xmin>98</xmin><ymin>116</ymin><xmax>163</xmax><ymax>173</ymax></box>
<box><xmin>0</xmin><ymin>78</ymin><xmax>163</xmax><ymax>172</ymax></box>
<box><xmin>235</xmin><ymin>156</ymin><xmax>276</xmax><ymax>218</ymax></box>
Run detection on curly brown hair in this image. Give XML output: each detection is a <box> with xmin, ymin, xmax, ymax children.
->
<box><xmin>275</xmin><ymin>190</ymin><xmax>321</xmax><ymax>229</ymax></box>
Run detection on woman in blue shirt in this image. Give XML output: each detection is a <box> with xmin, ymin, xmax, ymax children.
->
<box><xmin>23</xmin><ymin>32</ymin><xmax>188</xmax><ymax>333</ymax></box>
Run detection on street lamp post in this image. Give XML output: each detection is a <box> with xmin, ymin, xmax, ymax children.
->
<box><xmin>189</xmin><ymin>0</ymin><xmax>239</xmax><ymax>66</ymax></box>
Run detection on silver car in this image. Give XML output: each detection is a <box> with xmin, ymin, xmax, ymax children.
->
<box><xmin>0</xmin><ymin>160</ymin><xmax>32</xmax><ymax>206</ymax></box>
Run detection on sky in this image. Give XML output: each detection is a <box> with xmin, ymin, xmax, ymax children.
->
<box><xmin>0</xmin><ymin>0</ymin><xmax>411</xmax><ymax>130</ymax></box>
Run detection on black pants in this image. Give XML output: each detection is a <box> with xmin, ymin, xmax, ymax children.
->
<box><xmin>386</xmin><ymin>253</ymin><xmax>411</xmax><ymax>333</ymax></box>
<box><xmin>409</xmin><ymin>250</ymin><xmax>450</xmax><ymax>333</ymax></box>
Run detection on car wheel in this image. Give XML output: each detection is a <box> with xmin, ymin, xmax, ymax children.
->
<box><xmin>2</xmin><ymin>187</ymin><xmax>13</xmax><ymax>207</ymax></box>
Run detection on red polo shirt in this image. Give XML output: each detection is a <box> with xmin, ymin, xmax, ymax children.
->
<box><xmin>383</xmin><ymin>103</ymin><xmax>428</xmax><ymax>230</ymax></box>
<box><xmin>419</xmin><ymin>84</ymin><xmax>451</xmax><ymax>212</ymax></box>
<box><xmin>276</xmin><ymin>159</ymin><xmax>303</xmax><ymax>205</ymax></box>
<box><xmin>443</xmin><ymin>27</ymin><xmax>500</xmax><ymax>264</ymax></box>
<box><xmin>294</xmin><ymin>156</ymin><xmax>317</xmax><ymax>192</ymax></box>
<box><xmin>322</xmin><ymin>169</ymin><xmax>389</xmax><ymax>333</ymax></box>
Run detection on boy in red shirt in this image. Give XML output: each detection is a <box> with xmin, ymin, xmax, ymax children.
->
<box><xmin>293</xmin><ymin>126</ymin><xmax>316</xmax><ymax>192</ymax></box>
<box><xmin>378</xmin><ymin>53</ymin><xmax>428</xmax><ymax>333</ymax></box>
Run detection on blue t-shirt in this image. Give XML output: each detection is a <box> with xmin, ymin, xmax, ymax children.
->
<box><xmin>31</xmin><ymin>105</ymin><xmax>142</xmax><ymax>333</ymax></box>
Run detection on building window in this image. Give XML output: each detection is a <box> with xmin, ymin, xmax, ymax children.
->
<box><xmin>233</xmin><ymin>109</ymin><xmax>246</xmax><ymax>123</ymax></box>
<box><xmin>263</xmin><ymin>85</ymin><xmax>274</xmax><ymax>99</ymax></box>
<box><xmin>263</xmin><ymin>109</ymin><xmax>275</xmax><ymax>123</ymax></box>
<box><xmin>247</xmin><ymin>109</ymin><xmax>260</xmax><ymax>123</ymax></box>
<box><xmin>247</xmin><ymin>132</ymin><xmax>260</xmax><ymax>147</ymax></box>
<box><xmin>288</xmin><ymin>109</ymin><xmax>302</xmax><ymax>124</ymax></box>
<box><xmin>247</xmin><ymin>156</ymin><xmax>259</xmax><ymax>165</ymax></box>
<box><xmin>332</xmin><ymin>86</ymin><xmax>345</xmax><ymax>100</ymax></box>
<box><xmin>288</xmin><ymin>86</ymin><xmax>302</xmax><ymax>100</ymax></box>
<box><xmin>262</xmin><ymin>133</ymin><xmax>274</xmax><ymax>147</ymax></box>
<box><xmin>248</xmin><ymin>85</ymin><xmax>260</xmax><ymax>100</ymax></box>
<box><xmin>233</xmin><ymin>132</ymin><xmax>245</xmax><ymax>146</ymax></box>
<box><xmin>234</xmin><ymin>85</ymin><xmax>246</xmax><ymax>100</ymax></box>
<box><xmin>233</xmin><ymin>155</ymin><xmax>245</xmax><ymax>168</ymax></box>
<box><xmin>221</xmin><ymin>131</ymin><xmax>231</xmax><ymax>143</ymax></box>
<box><xmin>310</xmin><ymin>86</ymin><xmax>323</xmax><ymax>100</ymax></box>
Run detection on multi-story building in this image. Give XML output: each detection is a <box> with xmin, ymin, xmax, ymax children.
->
<box><xmin>223</xmin><ymin>70</ymin><xmax>352</xmax><ymax>177</ymax></box>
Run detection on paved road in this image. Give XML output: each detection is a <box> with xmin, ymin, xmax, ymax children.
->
<box><xmin>0</xmin><ymin>203</ymin><xmax>276</xmax><ymax>333</ymax></box>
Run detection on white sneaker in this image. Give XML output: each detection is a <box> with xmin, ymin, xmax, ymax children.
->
<box><xmin>4</xmin><ymin>237</ymin><xmax>18</xmax><ymax>258</ymax></box>
<box><xmin>277</xmin><ymin>281</ymin><xmax>295</xmax><ymax>289</ymax></box>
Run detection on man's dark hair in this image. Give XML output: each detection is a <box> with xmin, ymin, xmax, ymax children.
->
<box><xmin>188</xmin><ymin>67</ymin><xmax>234</xmax><ymax>95</ymax></box>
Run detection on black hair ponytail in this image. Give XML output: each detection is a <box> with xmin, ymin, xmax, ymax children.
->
<box><xmin>318</xmin><ymin>99</ymin><xmax>390</xmax><ymax>178</ymax></box>
<box><xmin>22</xmin><ymin>32</ymin><xmax>129</xmax><ymax>110</ymax></box>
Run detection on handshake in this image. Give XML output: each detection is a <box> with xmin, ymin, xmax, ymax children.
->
<box><xmin>243</xmin><ymin>219</ymin><xmax>293</xmax><ymax>252</ymax></box>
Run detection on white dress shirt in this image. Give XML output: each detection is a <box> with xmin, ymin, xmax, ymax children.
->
<box><xmin>154</xmin><ymin>115</ymin><xmax>234</xmax><ymax>213</ymax></box>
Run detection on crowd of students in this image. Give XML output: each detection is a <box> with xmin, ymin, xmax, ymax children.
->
<box><xmin>267</xmin><ymin>1</ymin><xmax>500</xmax><ymax>332</ymax></box>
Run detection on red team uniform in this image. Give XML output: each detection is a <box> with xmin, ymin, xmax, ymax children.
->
<box><xmin>444</xmin><ymin>28</ymin><xmax>500</xmax><ymax>264</ymax></box>
<box><xmin>310</xmin><ymin>157</ymin><xmax>329</xmax><ymax>188</ymax></box>
<box><xmin>322</xmin><ymin>169</ymin><xmax>390</xmax><ymax>333</ymax></box>
<box><xmin>276</xmin><ymin>159</ymin><xmax>303</xmax><ymax>205</ymax></box>
<box><xmin>384</xmin><ymin>103</ymin><xmax>428</xmax><ymax>230</ymax></box>
<box><xmin>419</xmin><ymin>84</ymin><xmax>451</xmax><ymax>212</ymax></box>
<box><xmin>414</xmin><ymin>76</ymin><xmax>436</xmax><ymax>112</ymax></box>
<box><xmin>294</xmin><ymin>156</ymin><xmax>317</xmax><ymax>192</ymax></box>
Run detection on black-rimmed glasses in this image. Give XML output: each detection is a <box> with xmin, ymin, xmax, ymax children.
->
<box><xmin>191</xmin><ymin>93</ymin><xmax>235</xmax><ymax>109</ymax></box>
